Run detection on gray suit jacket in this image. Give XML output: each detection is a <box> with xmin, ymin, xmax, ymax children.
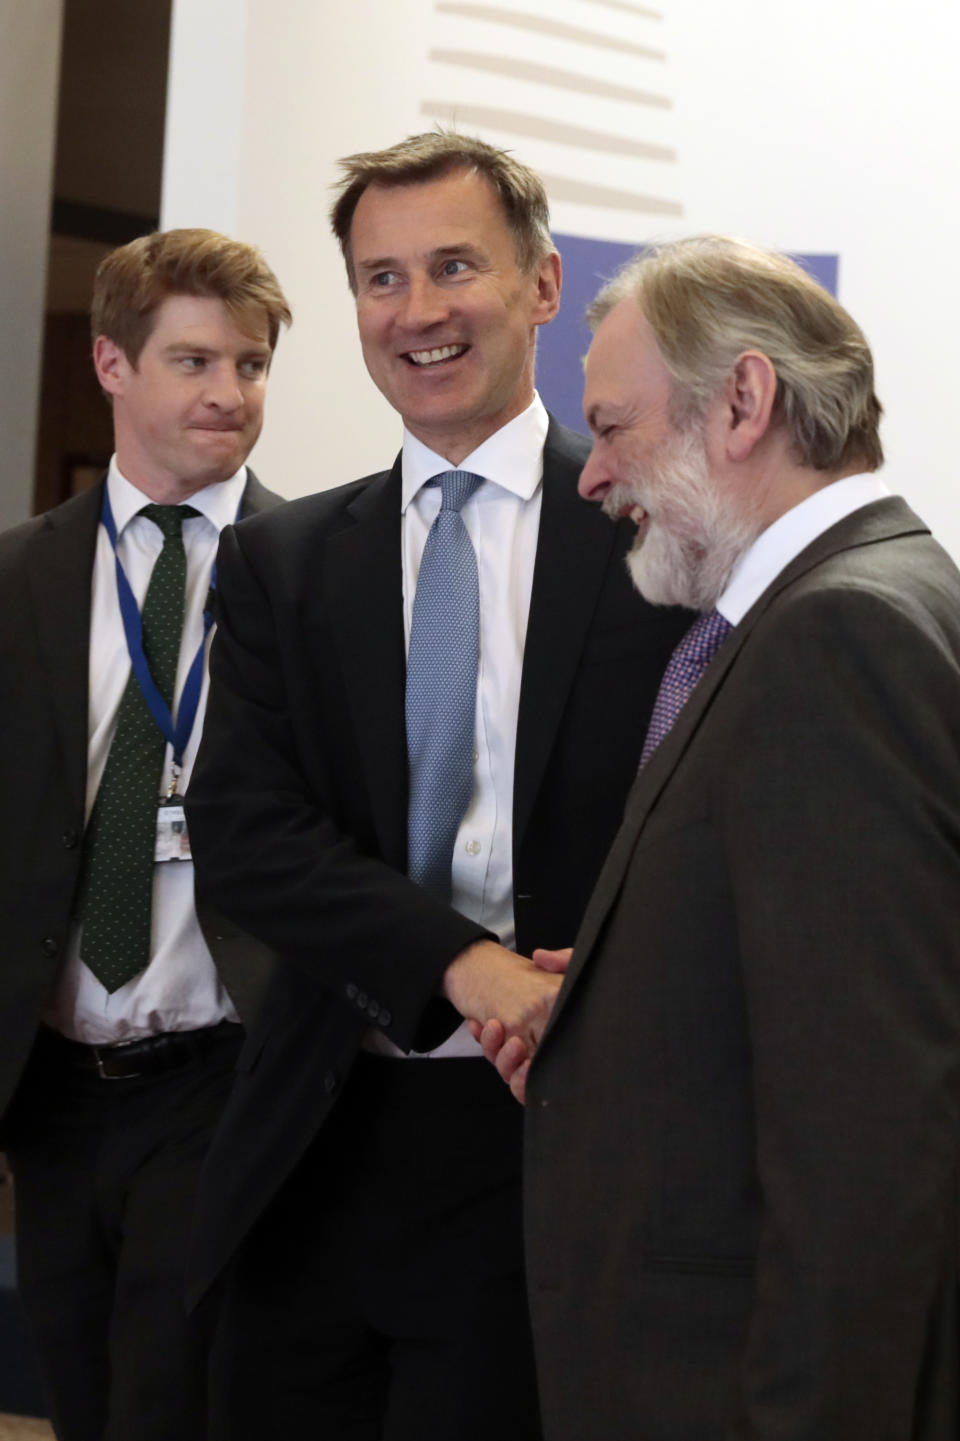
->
<box><xmin>526</xmin><ymin>497</ymin><xmax>960</xmax><ymax>1441</ymax></box>
<box><xmin>0</xmin><ymin>471</ymin><xmax>282</xmax><ymax>1130</ymax></box>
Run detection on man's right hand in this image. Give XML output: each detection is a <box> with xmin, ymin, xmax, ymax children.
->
<box><xmin>442</xmin><ymin>939</ymin><xmax>562</xmax><ymax>1056</ymax></box>
<box><xmin>456</xmin><ymin>945</ymin><xmax>573</xmax><ymax>1104</ymax></box>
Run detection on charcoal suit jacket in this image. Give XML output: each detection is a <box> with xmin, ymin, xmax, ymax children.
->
<box><xmin>0</xmin><ymin>470</ymin><xmax>282</xmax><ymax>1135</ymax></box>
<box><xmin>184</xmin><ymin>418</ymin><xmax>692</xmax><ymax>1302</ymax></box>
<box><xmin>525</xmin><ymin>496</ymin><xmax>960</xmax><ymax>1441</ymax></box>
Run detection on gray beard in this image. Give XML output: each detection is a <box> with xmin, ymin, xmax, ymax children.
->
<box><xmin>610</xmin><ymin>426</ymin><xmax>759</xmax><ymax>612</ymax></box>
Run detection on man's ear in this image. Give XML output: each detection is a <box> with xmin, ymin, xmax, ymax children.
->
<box><xmin>92</xmin><ymin>335</ymin><xmax>130</xmax><ymax>397</ymax></box>
<box><xmin>532</xmin><ymin>250</ymin><xmax>562</xmax><ymax>327</ymax></box>
<box><xmin>722</xmin><ymin>350</ymin><xmax>778</xmax><ymax>462</ymax></box>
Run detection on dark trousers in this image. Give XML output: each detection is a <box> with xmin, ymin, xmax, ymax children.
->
<box><xmin>4</xmin><ymin>1023</ymin><xmax>242</xmax><ymax>1441</ymax></box>
<box><xmin>212</xmin><ymin>1053</ymin><xmax>541</xmax><ymax>1441</ymax></box>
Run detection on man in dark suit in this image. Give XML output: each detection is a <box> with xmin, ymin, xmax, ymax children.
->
<box><xmin>0</xmin><ymin>228</ymin><xmax>290</xmax><ymax>1441</ymax></box>
<box><xmin>185</xmin><ymin>133</ymin><xmax>690</xmax><ymax>1439</ymax></box>
<box><xmin>483</xmin><ymin>235</ymin><xmax>960</xmax><ymax>1438</ymax></box>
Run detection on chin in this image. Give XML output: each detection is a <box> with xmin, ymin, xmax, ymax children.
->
<box><xmin>627</xmin><ymin>520</ymin><xmax>751</xmax><ymax>612</ymax></box>
<box><xmin>190</xmin><ymin>444</ymin><xmax>245</xmax><ymax>478</ymax></box>
<box><xmin>627</xmin><ymin>548</ymin><xmax>695</xmax><ymax>609</ymax></box>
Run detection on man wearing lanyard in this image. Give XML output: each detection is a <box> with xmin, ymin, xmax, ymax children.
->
<box><xmin>0</xmin><ymin>228</ymin><xmax>290</xmax><ymax>1441</ymax></box>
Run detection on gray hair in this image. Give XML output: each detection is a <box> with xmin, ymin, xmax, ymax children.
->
<box><xmin>589</xmin><ymin>236</ymin><xmax>883</xmax><ymax>473</ymax></box>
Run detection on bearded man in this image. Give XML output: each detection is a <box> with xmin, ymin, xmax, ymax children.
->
<box><xmin>482</xmin><ymin>235</ymin><xmax>960</xmax><ymax>1441</ymax></box>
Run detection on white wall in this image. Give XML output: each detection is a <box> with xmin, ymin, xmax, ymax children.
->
<box><xmin>0</xmin><ymin>0</ymin><xmax>63</xmax><ymax>529</ymax></box>
<box><xmin>163</xmin><ymin>0</ymin><xmax>960</xmax><ymax>553</ymax></box>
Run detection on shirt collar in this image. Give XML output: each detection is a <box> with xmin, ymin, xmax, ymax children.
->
<box><xmin>717</xmin><ymin>472</ymin><xmax>892</xmax><ymax>626</ymax></box>
<box><xmin>106</xmin><ymin>456</ymin><xmax>248</xmax><ymax>537</ymax></box>
<box><xmin>400</xmin><ymin>394</ymin><xmax>549</xmax><ymax>512</ymax></box>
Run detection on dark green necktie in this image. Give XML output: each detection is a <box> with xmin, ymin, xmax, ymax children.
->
<box><xmin>75</xmin><ymin>503</ymin><xmax>197</xmax><ymax>992</ymax></box>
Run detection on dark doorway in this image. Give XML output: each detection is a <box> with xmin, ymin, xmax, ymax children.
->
<box><xmin>33</xmin><ymin>0</ymin><xmax>172</xmax><ymax>514</ymax></box>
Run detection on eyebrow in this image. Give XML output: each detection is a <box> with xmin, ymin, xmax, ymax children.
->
<box><xmin>162</xmin><ymin>342</ymin><xmax>271</xmax><ymax>357</ymax></box>
<box><xmin>355</xmin><ymin>242</ymin><xmax>486</xmax><ymax>276</ymax></box>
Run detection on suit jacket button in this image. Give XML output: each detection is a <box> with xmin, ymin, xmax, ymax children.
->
<box><xmin>356</xmin><ymin>992</ymin><xmax>368</xmax><ymax>1008</ymax></box>
<box><xmin>378</xmin><ymin>1009</ymin><xmax>391</xmax><ymax>1028</ymax></box>
<box><xmin>40</xmin><ymin>937</ymin><xmax>59</xmax><ymax>958</ymax></box>
<box><xmin>322</xmin><ymin>1071</ymin><xmax>337</xmax><ymax>1094</ymax></box>
<box><xmin>367</xmin><ymin>1000</ymin><xmax>380</xmax><ymax>1020</ymax></box>
<box><xmin>346</xmin><ymin>983</ymin><xmax>358</xmax><ymax>1001</ymax></box>
<box><xmin>61</xmin><ymin>830</ymin><xmax>79</xmax><ymax>850</ymax></box>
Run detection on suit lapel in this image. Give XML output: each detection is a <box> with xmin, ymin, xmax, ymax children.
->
<box><xmin>545</xmin><ymin>495</ymin><xmax>929</xmax><ymax>1031</ymax></box>
<box><xmin>514</xmin><ymin>420</ymin><xmax>618</xmax><ymax>849</ymax></box>
<box><xmin>240</xmin><ymin>469</ymin><xmax>284</xmax><ymax>517</ymax></box>
<box><xmin>23</xmin><ymin>471</ymin><xmax>285</xmax><ymax>828</ymax></box>
<box><xmin>321</xmin><ymin>425</ymin><xmax>608</xmax><ymax>869</ymax></box>
<box><xmin>27</xmin><ymin>483</ymin><xmax>104</xmax><ymax>817</ymax></box>
<box><xmin>324</xmin><ymin>460</ymin><xmax>408</xmax><ymax>867</ymax></box>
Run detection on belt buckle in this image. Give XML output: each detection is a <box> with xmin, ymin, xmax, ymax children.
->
<box><xmin>93</xmin><ymin>1046</ymin><xmax>142</xmax><ymax>1081</ymax></box>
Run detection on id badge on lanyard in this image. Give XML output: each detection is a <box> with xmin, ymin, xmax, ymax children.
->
<box><xmin>101</xmin><ymin>488</ymin><xmax>222</xmax><ymax>862</ymax></box>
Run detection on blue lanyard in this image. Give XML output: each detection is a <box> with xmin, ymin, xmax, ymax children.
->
<box><xmin>101</xmin><ymin>488</ymin><xmax>217</xmax><ymax>771</ymax></box>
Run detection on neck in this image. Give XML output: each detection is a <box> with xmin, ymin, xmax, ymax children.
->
<box><xmin>735</xmin><ymin>427</ymin><xmax>866</xmax><ymax>535</ymax></box>
<box><xmin>406</xmin><ymin>401</ymin><xmax>535</xmax><ymax>469</ymax></box>
<box><xmin>114</xmin><ymin>457</ymin><xmax>236</xmax><ymax>506</ymax></box>
<box><xmin>404</xmin><ymin>374</ymin><xmax>536</xmax><ymax>468</ymax></box>
<box><xmin>129</xmin><ymin>478</ymin><xmax>209</xmax><ymax>505</ymax></box>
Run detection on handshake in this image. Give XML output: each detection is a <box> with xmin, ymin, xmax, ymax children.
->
<box><xmin>441</xmin><ymin>940</ymin><xmax>573</xmax><ymax>1104</ymax></box>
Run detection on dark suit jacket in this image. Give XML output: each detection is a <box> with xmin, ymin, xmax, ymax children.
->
<box><xmin>525</xmin><ymin>497</ymin><xmax>960</xmax><ymax>1441</ymax></box>
<box><xmin>0</xmin><ymin>471</ymin><xmax>282</xmax><ymax>1134</ymax></box>
<box><xmin>184</xmin><ymin>419</ymin><xmax>692</xmax><ymax>1301</ymax></box>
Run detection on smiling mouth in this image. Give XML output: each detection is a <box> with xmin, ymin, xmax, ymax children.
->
<box><xmin>404</xmin><ymin>344</ymin><xmax>468</xmax><ymax>367</ymax></box>
<box><xmin>603</xmin><ymin>496</ymin><xmax>648</xmax><ymax>525</ymax></box>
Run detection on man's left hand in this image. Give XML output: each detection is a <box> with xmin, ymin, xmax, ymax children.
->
<box><xmin>469</xmin><ymin>946</ymin><xmax>573</xmax><ymax>1104</ymax></box>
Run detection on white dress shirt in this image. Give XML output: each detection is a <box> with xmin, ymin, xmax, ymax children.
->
<box><xmin>717</xmin><ymin>472</ymin><xmax>892</xmax><ymax>626</ymax></box>
<box><xmin>367</xmin><ymin>394</ymin><xmax>549</xmax><ymax>1059</ymax></box>
<box><xmin>46</xmin><ymin>458</ymin><xmax>246</xmax><ymax>1044</ymax></box>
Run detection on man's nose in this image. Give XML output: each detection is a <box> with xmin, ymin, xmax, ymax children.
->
<box><xmin>398</xmin><ymin>274</ymin><xmax>450</xmax><ymax>331</ymax></box>
<box><xmin>203</xmin><ymin>365</ymin><xmax>244</xmax><ymax>411</ymax></box>
<box><xmin>578</xmin><ymin>444</ymin><xmax>611</xmax><ymax>502</ymax></box>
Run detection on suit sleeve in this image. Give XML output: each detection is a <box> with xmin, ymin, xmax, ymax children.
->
<box><xmin>187</xmin><ymin>522</ymin><xmax>490</xmax><ymax>1053</ymax></box>
<box><xmin>719</xmin><ymin>584</ymin><xmax>960</xmax><ymax>1438</ymax></box>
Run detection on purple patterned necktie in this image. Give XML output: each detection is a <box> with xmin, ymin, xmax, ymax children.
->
<box><xmin>639</xmin><ymin>608</ymin><xmax>733</xmax><ymax>770</ymax></box>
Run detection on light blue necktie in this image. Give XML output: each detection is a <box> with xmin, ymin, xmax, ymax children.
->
<box><xmin>406</xmin><ymin>470</ymin><xmax>484</xmax><ymax>900</ymax></box>
<box><xmin>639</xmin><ymin>608</ymin><xmax>732</xmax><ymax>769</ymax></box>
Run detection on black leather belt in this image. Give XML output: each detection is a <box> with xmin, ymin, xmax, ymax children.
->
<box><xmin>42</xmin><ymin>1021</ymin><xmax>240</xmax><ymax>1080</ymax></box>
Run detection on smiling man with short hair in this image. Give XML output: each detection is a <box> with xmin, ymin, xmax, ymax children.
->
<box><xmin>185</xmin><ymin>132</ymin><xmax>691</xmax><ymax>1440</ymax></box>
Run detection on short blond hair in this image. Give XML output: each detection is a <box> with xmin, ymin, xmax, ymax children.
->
<box><xmin>330</xmin><ymin>131</ymin><xmax>554</xmax><ymax>293</ymax></box>
<box><xmin>91</xmin><ymin>228</ymin><xmax>292</xmax><ymax>365</ymax></box>
<box><xmin>590</xmin><ymin>236</ymin><xmax>883</xmax><ymax>473</ymax></box>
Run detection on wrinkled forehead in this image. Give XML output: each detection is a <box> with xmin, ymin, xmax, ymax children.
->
<box><xmin>585</xmin><ymin>300</ymin><xmax>675</xmax><ymax>410</ymax></box>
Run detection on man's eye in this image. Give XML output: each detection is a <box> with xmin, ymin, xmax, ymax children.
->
<box><xmin>240</xmin><ymin>359</ymin><xmax>268</xmax><ymax>378</ymax></box>
<box><xmin>441</xmin><ymin>259</ymin><xmax>469</xmax><ymax>277</ymax></box>
<box><xmin>181</xmin><ymin>356</ymin><xmax>206</xmax><ymax>371</ymax></box>
<box><xmin>372</xmin><ymin>271</ymin><xmax>399</xmax><ymax>288</ymax></box>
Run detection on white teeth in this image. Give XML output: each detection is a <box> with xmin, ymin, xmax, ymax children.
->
<box><xmin>408</xmin><ymin>344</ymin><xmax>466</xmax><ymax>365</ymax></box>
<box><xmin>630</xmin><ymin>506</ymin><xmax>648</xmax><ymax>524</ymax></box>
